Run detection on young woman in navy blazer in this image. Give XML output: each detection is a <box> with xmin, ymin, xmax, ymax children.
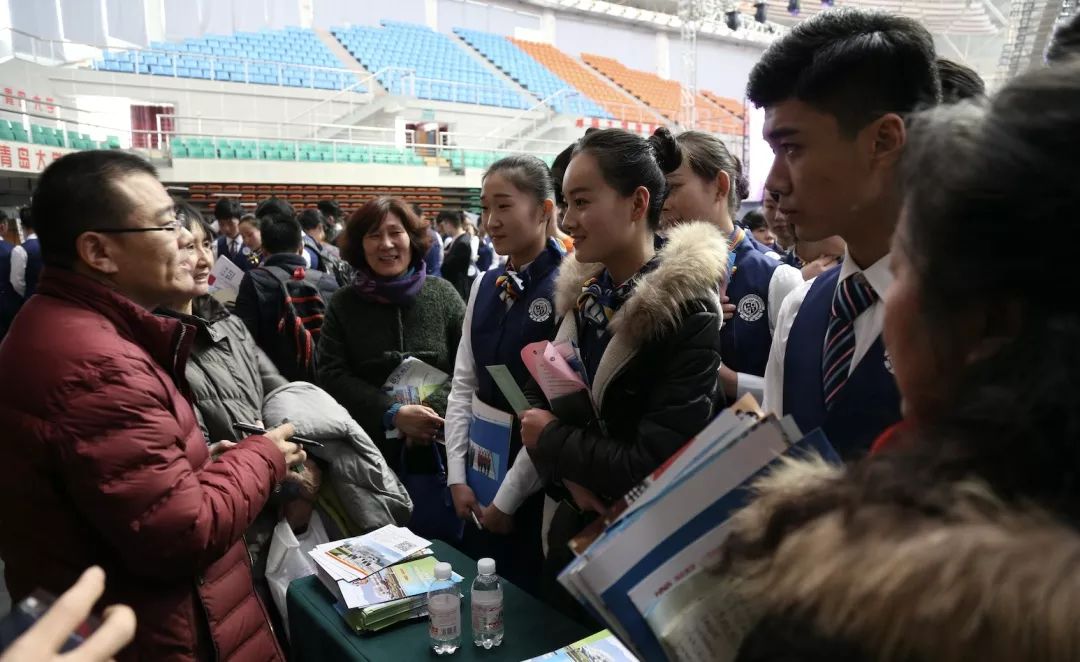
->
<box><xmin>443</xmin><ymin>155</ymin><xmax>564</xmax><ymax>592</ymax></box>
<box><xmin>654</xmin><ymin>128</ymin><xmax>803</xmax><ymax>404</ymax></box>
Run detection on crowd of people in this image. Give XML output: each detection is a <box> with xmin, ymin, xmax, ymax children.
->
<box><xmin>1</xmin><ymin>6</ymin><xmax>1080</xmax><ymax>661</ymax></box>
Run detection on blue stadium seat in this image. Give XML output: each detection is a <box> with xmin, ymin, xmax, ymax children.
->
<box><xmin>450</xmin><ymin>27</ymin><xmax>610</xmax><ymax>116</ymax></box>
<box><xmin>109</xmin><ymin>27</ymin><xmax>364</xmax><ymax>92</ymax></box>
<box><xmin>331</xmin><ymin>21</ymin><xmax>527</xmax><ymax>109</ymax></box>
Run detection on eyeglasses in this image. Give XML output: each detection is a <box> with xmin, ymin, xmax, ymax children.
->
<box><xmin>90</xmin><ymin>219</ymin><xmax>183</xmax><ymax>234</ymax></box>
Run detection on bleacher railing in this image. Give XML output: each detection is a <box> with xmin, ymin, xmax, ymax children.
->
<box><xmin>0</xmin><ymin>28</ymin><xmax>102</xmax><ymax>66</ymax></box>
<box><xmin>381</xmin><ymin>74</ymin><xmax>536</xmax><ymax>109</ymax></box>
<box><xmin>155</xmin><ymin>113</ymin><xmax>409</xmax><ymax>150</ymax></box>
<box><xmin>90</xmin><ymin>47</ymin><xmax>372</xmax><ymax>93</ymax></box>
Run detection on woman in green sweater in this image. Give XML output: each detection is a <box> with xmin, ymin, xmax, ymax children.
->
<box><xmin>318</xmin><ymin>197</ymin><xmax>466</xmax><ymax>473</ymax></box>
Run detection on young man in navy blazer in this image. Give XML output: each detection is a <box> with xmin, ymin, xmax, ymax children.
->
<box><xmin>756</xmin><ymin>9</ymin><xmax>942</xmax><ymax>459</ymax></box>
<box><xmin>213</xmin><ymin>197</ymin><xmax>255</xmax><ymax>272</ymax></box>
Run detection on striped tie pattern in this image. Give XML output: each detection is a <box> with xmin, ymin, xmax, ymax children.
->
<box><xmin>822</xmin><ymin>272</ymin><xmax>878</xmax><ymax>409</ymax></box>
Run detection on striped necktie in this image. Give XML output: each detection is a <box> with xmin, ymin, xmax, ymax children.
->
<box><xmin>822</xmin><ymin>272</ymin><xmax>879</xmax><ymax>409</ymax></box>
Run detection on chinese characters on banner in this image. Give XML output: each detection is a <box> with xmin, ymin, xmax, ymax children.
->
<box><xmin>0</xmin><ymin>140</ymin><xmax>73</xmax><ymax>174</ymax></box>
<box><xmin>2</xmin><ymin>87</ymin><xmax>57</xmax><ymax>114</ymax></box>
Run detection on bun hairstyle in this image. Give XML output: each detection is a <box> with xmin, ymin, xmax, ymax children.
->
<box><xmin>573</xmin><ymin>128</ymin><xmax>666</xmax><ymax>230</ymax></box>
<box><xmin>651</xmin><ymin>126</ymin><xmax>749</xmax><ymax>216</ymax></box>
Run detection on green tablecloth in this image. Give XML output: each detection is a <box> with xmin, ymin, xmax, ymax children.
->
<box><xmin>286</xmin><ymin>541</ymin><xmax>592</xmax><ymax>661</ymax></box>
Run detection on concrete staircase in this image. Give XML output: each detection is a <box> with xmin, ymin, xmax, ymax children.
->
<box><xmin>314</xmin><ymin>27</ymin><xmax>384</xmax><ymax>94</ymax></box>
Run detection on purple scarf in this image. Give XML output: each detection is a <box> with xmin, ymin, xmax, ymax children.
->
<box><xmin>352</xmin><ymin>260</ymin><xmax>427</xmax><ymax>306</ymax></box>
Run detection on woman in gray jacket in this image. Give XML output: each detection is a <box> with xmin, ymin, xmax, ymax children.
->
<box><xmin>159</xmin><ymin>201</ymin><xmax>320</xmax><ymax>647</ymax></box>
<box><xmin>165</xmin><ymin>202</ymin><xmax>287</xmax><ymax>444</ymax></box>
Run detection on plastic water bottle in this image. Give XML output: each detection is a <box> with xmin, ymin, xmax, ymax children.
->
<box><xmin>471</xmin><ymin>558</ymin><xmax>504</xmax><ymax>649</ymax></box>
<box><xmin>428</xmin><ymin>562</ymin><xmax>461</xmax><ymax>655</ymax></box>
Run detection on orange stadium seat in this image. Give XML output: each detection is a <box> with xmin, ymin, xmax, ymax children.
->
<box><xmin>509</xmin><ymin>39</ymin><xmax>652</xmax><ymax>124</ymax></box>
<box><xmin>582</xmin><ymin>53</ymin><xmax>744</xmax><ymax>136</ymax></box>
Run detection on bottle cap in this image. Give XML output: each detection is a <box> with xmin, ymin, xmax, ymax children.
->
<box><xmin>478</xmin><ymin>558</ymin><xmax>496</xmax><ymax>575</ymax></box>
<box><xmin>434</xmin><ymin>562</ymin><xmax>452</xmax><ymax>581</ymax></box>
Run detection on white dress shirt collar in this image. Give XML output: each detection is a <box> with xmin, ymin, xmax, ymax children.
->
<box><xmin>837</xmin><ymin>249</ymin><xmax>892</xmax><ymax>300</ymax></box>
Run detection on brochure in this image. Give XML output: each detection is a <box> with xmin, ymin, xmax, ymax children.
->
<box><xmin>466</xmin><ymin>393</ymin><xmax>513</xmax><ymax>506</ymax></box>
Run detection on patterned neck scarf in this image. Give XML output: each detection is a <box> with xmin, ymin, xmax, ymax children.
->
<box><xmin>495</xmin><ymin>238</ymin><xmax>566</xmax><ymax>305</ymax></box>
<box><xmin>495</xmin><ymin>269</ymin><xmax>527</xmax><ymax>304</ymax></box>
<box><xmin>576</xmin><ymin>254</ymin><xmax>661</xmax><ymax>334</ymax></box>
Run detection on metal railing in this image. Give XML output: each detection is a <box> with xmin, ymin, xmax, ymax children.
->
<box><xmin>286</xmin><ymin>67</ymin><xmax>416</xmax><ymax>125</ymax></box>
<box><xmin>0</xmin><ymin>27</ymin><xmax>100</xmax><ymax>66</ymax></box>
<box><xmin>155</xmin><ymin>113</ymin><xmax>410</xmax><ymax>149</ymax></box>
<box><xmin>90</xmin><ymin>46</ymin><xmax>374</xmax><ymax>93</ymax></box>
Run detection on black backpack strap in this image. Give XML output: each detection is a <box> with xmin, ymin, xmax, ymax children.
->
<box><xmin>259</xmin><ymin>265</ymin><xmax>293</xmax><ymax>283</ymax></box>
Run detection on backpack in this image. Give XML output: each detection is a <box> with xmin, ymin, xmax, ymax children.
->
<box><xmin>261</xmin><ymin>265</ymin><xmax>328</xmax><ymax>382</ymax></box>
<box><xmin>313</xmin><ymin>244</ymin><xmax>355</xmax><ymax>288</ymax></box>
<box><xmin>303</xmin><ymin>234</ymin><xmax>354</xmax><ymax>288</ymax></box>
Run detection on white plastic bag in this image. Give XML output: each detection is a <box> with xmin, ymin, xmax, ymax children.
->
<box><xmin>265</xmin><ymin>511</ymin><xmax>329</xmax><ymax>638</ymax></box>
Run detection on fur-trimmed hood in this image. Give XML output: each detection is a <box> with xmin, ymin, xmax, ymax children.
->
<box><xmin>724</xmin><ymin>458</ymin><xmax>1080</xmax><ymax>662</ymax></box>
<box><xmin>554</xmin><ymin>220</ymin><xmax>728</xmax><ymax>347</ymax></box>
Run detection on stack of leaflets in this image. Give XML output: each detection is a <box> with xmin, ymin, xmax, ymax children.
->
<box><xmin>524</xmin><ymin>630</ymin><xmax>641</xmax><ymax>661</ymax></box>
<box><xmin>308</xmin><ymin>525</ymin><xmax>462</xmax><ymax>634</ymax></box>
<box><xmin>383</xmin><ymin>357</ymin><xmax>449</xmax><ymax>442</ymax></box>
<box><xmin>558</xmin><ymin>395</ymin><xmax>841</xmax><ymax>661</ymax></box>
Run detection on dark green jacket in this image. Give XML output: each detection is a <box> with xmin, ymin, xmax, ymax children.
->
<box><xmin>317</xmin><ymin>277</ymin><xmax>466</xmax><ymax>462</ymax></box>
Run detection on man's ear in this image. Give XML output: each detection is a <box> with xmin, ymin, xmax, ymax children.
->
<box><xmin>75</xmin><ymin>232</ymin><xmax>120</xmax><ymax>275</ymax></box>
<box><xmin>866</xmin><ymin>113</ymin><xmax>907</xmax><ymax>171</ymax></box>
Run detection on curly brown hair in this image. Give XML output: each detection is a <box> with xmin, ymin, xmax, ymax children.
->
<box><xmin>340</xmin><ymin>196</ymin><xmax>431</xmax><ymax>272</ymax></box>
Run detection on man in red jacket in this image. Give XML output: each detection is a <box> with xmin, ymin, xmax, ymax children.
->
<box><xmin>0</xmin><ymin>151</ymin><xmax>305</xmax><ymax>661</ymax></box>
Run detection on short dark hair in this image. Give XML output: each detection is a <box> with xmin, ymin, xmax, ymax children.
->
<box><xmin>483</xmin><ymin>155</ymin><xmax>555</xmax><ymax>207</ymax></box>
<box><xmin>239</xmin><ymin>213</ymin><xmax>257</xmax><ymax>226</ymax></box>
<box><xmin>937</xmin><ymin>58</ymin><xmax>985</xmax><ymax>103</ymax></box>
<box><xmin>1047</xmin><ymin>11</ymin><xmax>1080</xmax><ymax>64</ymax></box>
<box><xmin>572</xmin><ymin>128</ymin><xmax>667</xmax><ymax>230</ymax></box>
<box><xmin>260</xmin><ymin>213</ymin><xmax>303</xmax><ymax>255</ymax></box>
<box><xmin>18</xmin><ymin>207</ymin><xmax>31</xmax><ymax>229</ymax></box>
<box><xmin>317</xmin><ymin>199</ymin><xmax>342</xmax><ymax>219</ymax></box>
<box><xmin>342</xmin><ymin>197</ymin><xmax>431</xmax><ymax>272</ymax></box>
<box><xmin>747</xmin><ymin>8</ymin><xmax>941</xmax><ymax>135</ymax></box>
<box><xmin>255</xmin><ymin>196</ymin><xmax>295</xmax><ymax>221</ymax></box>
<box><xmin>742</xmin><ymin>209</ymin><xmax>768</xmax><ymax>233</ymax></box>
<box><xmin>31</xmin><ymin>150</ymin><xmax>157</xmax><ymax>267</ymax></box>
<box><xmin>436</xmin><ymin>210</ymin><xmax>464</xmax><ymax>229</ymax></box>
<box><xmin>174</xmin><ymin>198</ymin><xmax>215</xmax><ymax>240</ymax></box>
<box><xmin>298</xmin><ymin>208</ymin><xmax>324</xmax><ymax>232</ymax></box>
<box><xmin>213</xmin><ymin>197</ymin><xmax>244</xmax><ymax>222</ymax></box>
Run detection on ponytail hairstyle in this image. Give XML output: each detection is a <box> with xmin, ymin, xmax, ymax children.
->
<box><xmin>572</xmin><ymin>128</ymin><xmax>668</xmax><ymax>230</ymax></box>
<box><xmin>651</xmin><ymin>126</ymin><xmax>749</xmax><ymax>217</ymax></box>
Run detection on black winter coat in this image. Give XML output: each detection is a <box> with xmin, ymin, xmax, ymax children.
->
<box><xmin>526</xmin><ymin>221</ymin><xmax>728</xmax><ymax>501</ymax></box>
